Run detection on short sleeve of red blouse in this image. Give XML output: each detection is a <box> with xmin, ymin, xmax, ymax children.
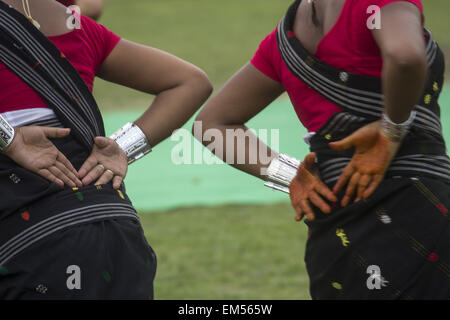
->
<box><xmin>79</xmin><ymin>15</ymin><xmax>121</xmax><ymax>73</ymax></box>
<box><xmin>56</xmin><ymin>0</ymin><xmax>75</xmax><ymax>6</ymax></box>
<box><xmin>0</xmin><ymin>13</ymin><xmax>121</xmax><ymax>113</ymax></box>
<box><xmin>250</xmin><ymin>29</ymin><xmax>281</xmax><ymax>83</ymax></box>
<box><xmin>377</xmin><ymin>0</ymin><xmax>422</xmax><ymax>11</ymax></box>
<box><xmin>250</xmin><ymin>0</ymin><xmax>423</xmax><ymax>81</ymax></box>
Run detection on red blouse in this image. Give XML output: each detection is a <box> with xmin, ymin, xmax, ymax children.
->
<box><xmin>56</xmin><ymin>0</ymin><xmax>75</xmax><ymax>6</ymax></box>
<box><xmin>251</xmin><ymin>0</ymin><xmax>424</xmax><ymax>132</ymax></box>
<box><xmin>0</xmin><ymin>15</ymin><xmax>120</xmax><ymax>113</ymax></box>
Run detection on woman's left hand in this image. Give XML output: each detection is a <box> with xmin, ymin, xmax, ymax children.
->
<box><xmin>78</xmin><ymin>136</ymin><xmax>128</xmax><ymax>189</ymax></box>
<box><xmin>329</xmin><ymin>121</ymin><xmax>402</xmax><ymax>207</ymax></box>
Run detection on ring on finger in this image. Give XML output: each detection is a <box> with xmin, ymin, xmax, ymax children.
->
<box><xmin>97</xmin><ymin>164</ymin><xmax>105</xmax><ymax>171</ymax></box>
<box><xmin>105</xmin><ymin>169</ymin><xmax>114</xmax><ymax>175</ymax></box>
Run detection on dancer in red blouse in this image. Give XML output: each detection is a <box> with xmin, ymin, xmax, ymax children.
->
<box><xmin>0</xmin><ymin>0</ymin><xmax>212</xmax><ymax>299</ymax></box>
<box><xmin>196</xmin><ymin>0</ymin><xmax>450</xmax><ymax>299</ymax></box>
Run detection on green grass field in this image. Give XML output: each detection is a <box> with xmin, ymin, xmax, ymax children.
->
<box><xmin>93</xmin><ymin>0</ymin><xmax>450</xmax><ymax>300</ymax></box>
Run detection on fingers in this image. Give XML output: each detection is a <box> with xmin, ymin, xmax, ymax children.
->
<box><xmin>329</xmin><ymin>135</ymin><xmax>354</xmax><ymax>151</ymax></box>
<box><xmin>94</xmin><ymin>136</ymin><xmax>111</xmax><ymax>149</ymax></box>
<box><xmin>341</xmin><ymin>172</ymin><xmax>361</xmax><ymax>207</ymax></box>
<box><xmin>308</xmin><ymin>191</ymin><xmax>331</xmax><ymax>214</ymax></box>
<box><xmin>81</xmin><ymin>164</ymin><xmax>106</xmax><ymax>186</ymax></box>
<box><xmin>48</xmin><ymin>165</ymin><xmax>77</xmax><ymax>188</ymax></box>
<box><xmin>295</xmin><ymin>206</ymin><xmax>304</xmax><ymax>222</ymax></box>
<box><xmin>56</xmin><ymin>152</ymin><xmax>81</xmax><ymax>186</ymax></box>
<box><xmin>303</xmin><ymin>153</ymin><xmax>316</xmax><ymax>170</ymax></box>
<box><xmin>41</xmin><ymin>127</ymin><xmax>71</xmax><ymax>139</ymax></box>
<box><xmin>299</xmin><ymin>199</ymin><xmax>315</xmax><ymax>221</ymax></box>
<box><xmin>363</xmin><ymin>175</ymin><xmax>383</xmax><ymax>199</ymax></box>
<box><xmin>315</xmin><ymin>181</ymin><xmax>338</xmax><ymax>203</ymax></box>
<box><xmin>78</xmin><ymin>155</ymin><xmax>99</xmax><ymax>178</ymax></box>
<box><xmin>94</xmin><ymin>169</ymin><xmax>115</xmax><ymax>186</ymax></box>
<box><xmin>54</xmin><ymin>161</ymin><xmax>82</xmax><ymax>188</ymax></box>
<box><xmin>356</xmin><ymin>174</ymin><xmax>372</xmax><ymax>202</ymax></box>
<box><xmin>333</xmin><ymin>164</ymin><xmax>354</xmax><ymax>194</ymax></box>
<box><xmin>112</xmin><ymin>175</ymin><xmax>123</xmax><ymax>190</ymax></box>
<box><xmin>38</xmin><ymin>168</ymin><xmax>64</xmax><ymax>187</ymax></box>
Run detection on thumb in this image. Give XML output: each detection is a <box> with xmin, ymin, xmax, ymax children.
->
<box><xmin>42</xmin><ymin>127</ymin><xmax>71</xmax><ymax>139</ymax></box>
<box><xmin>329</xmin><ymin>135</ymin><xmax>354</xmax><ymax>151</ymax></box>
<box><xmin>303</xmin><ymin>152</ymin><xmax>316</xmax><ymax>171</ymax></box>
<box><xmin>94</xmin><ymin>136</ymin><xmax>111</xmax><ymax>148</ymax></box>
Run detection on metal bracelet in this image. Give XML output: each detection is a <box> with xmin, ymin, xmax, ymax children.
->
<box><xmin>0</xmin><ymin>114</ymin><xmax>15</xmax><ymax>152</ymax></box>
<box><xmin>110</xmin><ymin>122</ymin><xmax>152</xmax><ymax>164</ymax></box>
<box><xmin>264</xmin><ymin>154</ymin><xmax>301</xmax><ymax>194</ymax></box>
<box><xmin>381</xmin><ymin>110</ymin><xmax>416</xmax><ymax>142</ymax></box>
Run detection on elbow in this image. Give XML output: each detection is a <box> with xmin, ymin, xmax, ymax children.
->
<box><xmin>192</xmin><ymin>107</ymin><xmax>215</xmax><ymax>144</ymax></box>
<box><xmin>384</xmin><ymin>45</ymin><xmax>427</xmax><ymax>73</ymax></box>
<box><xmin>192</xmin><ymin>114</ymin><xmax>208</xmax><ymax>143</ymax></box>
<box><xmin>188</xmin><ymin>68</ymin><xmax>214</xmax><ymax>102</ymax></box>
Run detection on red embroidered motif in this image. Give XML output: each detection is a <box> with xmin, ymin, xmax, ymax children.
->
<box><xmin>428</xmin><ymin>253</ymin><xmax>439</xmax><ymax>262</ymax></box>
<box><xmin>436</xmin><ymin>204</ymin><xmax>448</xmax><ymax>214</ymax></box>
<box><xmin>21</xmin><ymin>211</ymin><xmax>30</xmax><ymax>221</ymax></box>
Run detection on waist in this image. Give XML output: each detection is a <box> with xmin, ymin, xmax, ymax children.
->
<box><xmin>310</xmin><ymin>115</ymin><xmax>450</xmax><ymax>187</ymax></box>
<box><xmin>1</xmin><ymin>108</ymin><xmax>62</xmax><ymax>127</ymax></box>
<box><xmin>0</xmin><ymin>183</ymin><xmax>138</xmax><ymax>265</ymax></box>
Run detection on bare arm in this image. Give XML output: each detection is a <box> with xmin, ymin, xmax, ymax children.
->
<box><xmin>79</xmin><ymin>39</ymin><xmax>212</xmax><ymax>187</ymax></box>
<box><xmin>194</xmin><ymin>63</ymin><xmax>285</xmax><ymax>179</ymax></box>
<box><xmin>372</xmin><ymin>2</ymin><xmax>427</xmax><ymax>123</ymax></box>
<box><xmin>195</xmin><ymin>63</ymin><xmax>337</xmax><ymax>220</ymax></box>
<box><xmin>331</xmin><ymin>2</ymin><xmax>428</xmax><ymax>204</ymax></box>
<box><xmin>76</xmin><ymin>0</ymin><xmax>103</xmax><ymax>20</ymax></box>
<box><xmin>98</xmin><ymin>39</ymin><xmax>213</xmax><ymax>147</ymax></box>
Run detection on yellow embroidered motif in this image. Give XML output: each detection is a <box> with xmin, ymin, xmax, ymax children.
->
<box><xmin>117</xmin><ymin>190</ymin><xmax>125</xmax><ymax>200</ymax></box>
<box><xmin>325</xmin><ymin>134</ymin><xmax>332</xmax><ymax>140</ymax></box>
<box><xmin>72</xmin><ymin>187</ymin><xmax>78</xmax><ymax>191</ymax></box>
<box><xmin>305</xmin><ymin>56</ymin><xmax>315</xmax><ymax>67</ymax></box>
<box><xmin>332</xmin><ymin>282</ymin><xmax>342</xmax><ymax>290</ymax></box>
<box><xmin>336</xmin><ymin>229</ymin><xmax>350</xmax><ymax>247</ymax></box>
<box><xmin>433</xmin><ymin>82</ymin><xmax>439</xmax><ymax>92</ymax></box>
<box><xmin>95</xmin><ymin>185</ymin><xmax>102</xmax><ymax>190</ymax></box>
<box><xmin>424</xmin><ymin>94</ymin><xmax>432</xmax><ymax>105</ymax></box>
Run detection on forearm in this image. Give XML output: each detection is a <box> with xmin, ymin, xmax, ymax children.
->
<box><xmin>75</xmin><ymin>0</ymin><xmax>103</xmax><ymax>20</ymax></box>
<box><xmin>372</xmin><ymin>1</ymin><xmax>428</xmax><ymax>124</ymax></box>
<box><xmin>197</xmin><ymin>122</ymin><xmax>278</xmax><ymax>180</ymax></box>
<box><xmin>382</xmin><ymin>52</ymin><xmax>427</xmax><ymax>123</ymax></box>
<box><xmin>134</xmin><ymin>73</ymin><xmax>212</xmax><ymax>148</ymax></box>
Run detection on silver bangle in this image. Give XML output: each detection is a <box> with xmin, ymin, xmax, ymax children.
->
<box><xmin>110</xmin><ymin>122</ymin><xmax>152</xmax><ymax>164</ymax></box>
<box><xmin>264</xmin><ymin>154</ymin><xmax>301</xmax><ymax>194</ymax></box>
<box><xmin>0</xmin><ymin>114</ymin><xmax>15</xmax><ymax>152</ymax></box>
<box><xmin>381</xmin><ymin>110</ymin><xmax>416</xmax><ymax>142</ymax></box>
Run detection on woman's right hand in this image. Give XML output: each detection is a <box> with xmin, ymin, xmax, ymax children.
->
<box><xmin>3</xmin><ymin>126</ymin><xmax>82</xmax><ymax>188</ymax></box>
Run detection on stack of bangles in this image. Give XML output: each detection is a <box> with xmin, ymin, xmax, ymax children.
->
<box><xmin>264</xmin><ymin>110</ymin><xmax>416</xmax><ymax>194</ymax></box>
<box><xmin>97</xmin><ymin>122</ymin><xmax>152</xmax><ymax>174</ymax></box>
